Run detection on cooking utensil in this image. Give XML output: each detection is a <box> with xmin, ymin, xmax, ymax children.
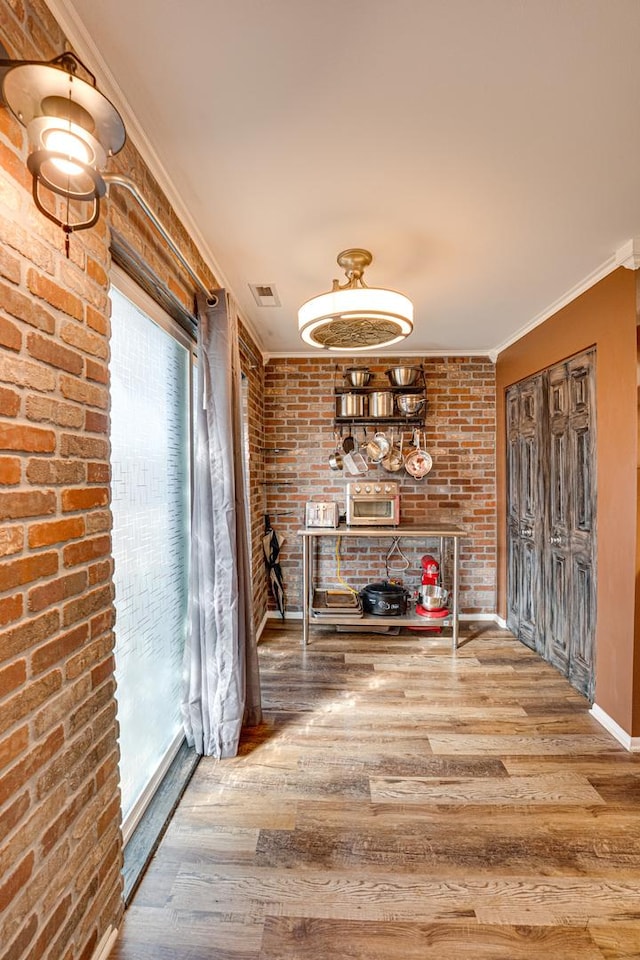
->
<box><xmin>328</xmin><ymin>450</ymin><xmax>343</xmax><ymax>470</ymax></box>
<box><xmin>344</xmin><ymin>366</ymin><xmax>371</xmax><ymax>387</ymax></box>
<box><xmin>381</xmin><ymin>429</ymin><xmax>403</xmax><ymax>472</ymax></box>
<box><xmin>338</xmin><ymin>393</ymin><xmax>366</xmax><ymax>417</ymax></box>
<box><xmin>385</xmin><ymin>365</ymin><xmax>422</xmax><ymax>387</ymax></box>
<box><xmin>396</xmin><ymin>393</ymin><xmax>425</xmax><ymax>416</ymax></box>
<box><xmin>341</xmin><ymin>428</ymin><xmax>355</xmax><ymax>454</ymax></box>
<box><xmin>343</xmin><ymin>450</ymin><xmax>368</xmax><ymax>476</ymax></box>
<box><xmin>362</xmin><ymin>431</ymin><xmax>391</xmax><ymax>463</ymax></box>
<box><xmin>403</xmin><ymin>430</ymin><xmax>433</xmax><ymax>479</ymax></box>
<box><xmin>369</xmin><ymin>391</ymin><xmax>394</xmax><ymax>418</ymax></box>
<box><xmin>361</xmin><ymin>581</ymin><xmax>409</xmax><ymax>616</ymax></box>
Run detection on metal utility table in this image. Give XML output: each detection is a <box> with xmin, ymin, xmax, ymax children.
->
<box><xmin>299</xmin><ymin>524</ymin><xmax>465</xmax><ymax>650</ymax></box>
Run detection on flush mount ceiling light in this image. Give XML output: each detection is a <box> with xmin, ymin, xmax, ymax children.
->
<box><xmin>0</xmin><ymin>46</ymin><xmax>125</xmax><ymax>253</ymax></box>
<box><xmin>298</xmin><ymin>248</ymin><xmax>414</xmax><ymax>351</ymax></box>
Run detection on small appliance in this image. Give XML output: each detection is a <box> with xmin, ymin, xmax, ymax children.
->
<box><xmin>416</xmin><ymin>553</ymin><xmax>450</xmax><ymax>617</ymax></box>
<box><xmin>361</xmin><ymin>581</ymin><xmax>409</xmax><ymax>616</ymax></box>
<box><xmin>345</xmin><ymin>480</ymin><xmax>400</xmax><ymax>526</ymax></box>
<box><xmin>305</xmin><ymin>501</ymin><xmax>340</xmax><ymax>528</ymax></box>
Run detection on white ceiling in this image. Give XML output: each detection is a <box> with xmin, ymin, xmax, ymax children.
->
<box><xmin>49</xmin><ymin>0</ymin><xmax>640</xmax><ymax>357</ymax></box>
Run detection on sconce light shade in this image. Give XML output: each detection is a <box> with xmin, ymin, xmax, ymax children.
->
<box><xmin>0</xmin><ymin>51</ymin><xmax>125</xmax><ymax>245</ymax></box>
<box><xmin>298</xmin><ymin>249</ymin><xmax>414</xmax><ymax>351</ymax></box>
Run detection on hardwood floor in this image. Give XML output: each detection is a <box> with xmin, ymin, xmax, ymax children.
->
<box><xmin>112</xmin><ymin>623</ymin><xmax>640</xmax><ymax>959</ymax></box>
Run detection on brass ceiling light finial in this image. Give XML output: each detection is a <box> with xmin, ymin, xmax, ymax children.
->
<box><xmin>0</xmin><ymin>43</ymin><xmax>126</xmax><ymax>255</ymax></box>
<box><xmin>298</xmin><ymin>248</ymin><xmax>414</xmax><ymax>351</ymax></box>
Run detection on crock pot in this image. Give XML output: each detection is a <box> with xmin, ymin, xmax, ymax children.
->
<box><xmin>361</xmin><ymin>581</ymin><xmax>409</xmax><ymax>616</ymax></box>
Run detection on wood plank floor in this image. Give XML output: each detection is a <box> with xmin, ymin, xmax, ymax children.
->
<box><xmin>112</xmin><ymin>623</ymin><xmax>640</xmax><ymax>959</ymax></box>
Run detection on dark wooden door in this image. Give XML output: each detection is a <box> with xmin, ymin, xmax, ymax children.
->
<box><xmin>505</xmin><ymin>375</ymin><xmax>545</xmax><ymax>653</ymax></box>
<box><xmin>506</xmin><ymin>349</ymin><xmax>597</xmax><ymax>699</ymax></box>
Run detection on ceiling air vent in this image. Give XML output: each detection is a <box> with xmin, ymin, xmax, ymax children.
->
<box><xmin>249</xmin><ymin>283</ymin><xmax>281</xmax><ymax>307</ymax></box>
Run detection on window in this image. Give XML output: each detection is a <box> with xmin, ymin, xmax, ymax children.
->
<box><xmin>109</xmin><ymin>269</ymin><xmax>194</xmax><ymax>839</ymax></box>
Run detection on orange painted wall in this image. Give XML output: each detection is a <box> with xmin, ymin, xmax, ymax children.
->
<box><xmin>496</xmin><ymin>268</ymin><xmax>639</xmax><ymax>736</ymax></box>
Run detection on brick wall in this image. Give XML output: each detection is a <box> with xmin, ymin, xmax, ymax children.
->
<box><xmin>0</xmin><ymin>3</ymin><xmax>266</xmax><ymax>958</ymax></box>
<box><xmin>263</xmin><ymin>356</ymin><xmax>496</xmax><ymax>615</ymax></box>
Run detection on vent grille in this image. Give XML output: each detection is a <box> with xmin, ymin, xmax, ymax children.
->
<box><xmin>249</xmin><ymin>283</ymin><xmax>281</xmax><ymax>307</ymax></box>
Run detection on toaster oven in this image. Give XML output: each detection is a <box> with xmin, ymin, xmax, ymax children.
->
<box><xmin>345</xmin><ymin>480</ymin><xmax>400</xmax><ymax>526</ymax></box>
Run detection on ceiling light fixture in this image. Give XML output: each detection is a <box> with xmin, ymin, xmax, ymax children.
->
<box><xmin>0</xmin><ymin>46</ymin><xmax>126</xmax><ymax>255</ymax></box>
<box><xmin>298</xmin><ymin>248</ymin><xmax>414</xmax><ymax>351</ymax></box>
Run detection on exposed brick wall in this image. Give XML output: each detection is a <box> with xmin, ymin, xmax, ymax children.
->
<box><xmin>263</xmin><ymin>356</ymin><xmax>496</xmax><ymax>615</ymax></box>
<box><xmin>0</xmin><ymin>3</ymin><xmax>265</xmax><ymax>958</ymax></box>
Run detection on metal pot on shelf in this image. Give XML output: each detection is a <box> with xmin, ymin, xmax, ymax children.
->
<box><xmin>338</xmin><ymin>393</ymin><xmax>366</xmax><ymax>417</ymax></box>
<box><xmin>368</xmin><ymin>391</ymin><xmax>394</xmax><ymax>418</ymax></box>
<box><xmin>343</xmin><ymin>367</ymin><xmax>371</xmax><ymax>387</ymax></box>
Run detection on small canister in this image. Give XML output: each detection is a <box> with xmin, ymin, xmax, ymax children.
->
<box><xmin>368</xmin><ymin>391</ymin><xmax>394</xmax><ymax>418</ymax></box>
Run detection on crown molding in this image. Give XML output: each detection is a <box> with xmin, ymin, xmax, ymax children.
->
<box><xmin>45</xmin><ymin>0</ymin><xmax>265</xmax><ymax>357</ymax></box>
<box><xmin>493</xmin><ymin>252</ymin><xmax>619</xmax><ymax>357</ymax></box>
<box><xmin>615</xmin><ymin>237</ymin><xmax>640</xmax><ymax>270</ymax></box>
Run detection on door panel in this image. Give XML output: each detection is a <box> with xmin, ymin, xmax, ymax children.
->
<box><xmin>506</xmin><ymin>349</ymin><xmax>596</xmax><ymax>699</ymax></box>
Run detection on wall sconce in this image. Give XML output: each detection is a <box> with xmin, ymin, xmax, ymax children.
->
<box><xmin>298</xmin><ymin>248</ymin><xmax>414</xmax><ymax>350</ymax></box>
<box><xmin>0</xmin><ymin>45</ymin><xmax>125</xmax><ymax>254</ymax></box>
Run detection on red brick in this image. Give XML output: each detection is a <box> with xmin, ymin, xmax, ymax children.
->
<box><xmin>0</xmin><ymin>422</ymin><xmax>56</xmax><ymax>453</ymax></box>
<box><xmin>28</xmin><ymin>570</ymin><xmax>87</xmax><ymax>613</ymax></box>
<box><xmin>26</xmin><ymin>458</ymin><xmax>85</xmax><ymax>485</ymax></box>
<box><xmin>0</xmin><ymin>279</ymin><xmax>55</xmax><ymax>333</ymax></box>
<box><xmin>0</xmin><ymin>792</ymin><xmax>31</xmax><ymax>847</ymax></box>
<box><xmin>59</xmin><ymin>374</ymin><xmax>108</xmax><ymax>409</ymax></box>
<box><xmin>0</xmin><ymin>315</ymin><xmax>21</xmax><ymax>351</ymax></box>
<box><xmin>0</xmin><ymin>726</ymin><xmax>64</xmax><ymax>806</ymax></box>
<box><xmin>0</xmin><ymin>551</ymin><xmax>58</xmax><ymax>590</ymax></box>
<box><xmin>87</xmin><ymin>462</ymin><xmax>110</xmax><ymax>483</ymax></box>
<box><xmin>0</xmin><ymin>852</ymin><xmax>34</xmax><ymax>912</ymax></box>
<box><xmin>0</xmin><ymin>354</ymin><xmax>56</xmax><ymax>392</ymax></box>
<box><xmin>0</xmin><ymin>658</ymin><xmax>26</xmax><ymax>697</ymax></box>
<box><xmin>60</xmin><ymin>434</ymin><xmax>108</xmax><ymax>460</ymax></box>
<box><xmin>29</xmin><ymin>517</ymin><xmax>85</xmax><ymax>548</ymax></box>
<box><xmin>27</xmin><ymin>268</ymin><xmax>83</xmax><ymax>320</ymax></box>
<box><xmin>27</xmin><ymin>331</ymin><xmax>84</xmax><ymax>375</ymax></box>
<box><xmin>0</xmin><ymin>725</ymin><xmax>29</xmax><ymax>771</ymax></box>
<box><xmin>0</xmin><ymin>456</ymin><xmax>20</xmax><ymax>484</ymax></box>
<box><xmin>86</xmin><ymin>305</ymin><xmax>108</xmax><ymax>335</ymax></box>
<box><xmin>0</xmin><ymin>244</ymin><xmax>21</xmax><ymax>284</ymax></box>
<box><xmin>31</xmin><ymin>623</ymin><xmax>88</xmax><ymax>675</ymax></box>
<box><xmin>0</xmin><ymin>140</ymin><xmax>31</xmax><ymax>192</ymax></box>
<box><xmin>85</xmin><ymin>411</ymin><xmax>108</xmax><ymax>434</ymax></box>
<box><xmin>61</xmin><ymin>488</ymin><xmax>109</xmax><ymax>513</ymax></box>
<box><xmin>0</xmin><ymin>489</ymin><xmax>56</xmax><ymax>520</ymax></box>
<box><xmin>62</xmin><ymin>534</ymin><xmax>111</xmax><ymax>569</ymax></box>
<box><xmin>0</xmin><ymin>594</ymin><xmax>23</xmax><ymax>628</ymax></box>
<box><xmin>88</xmin><ymin>559</ymin><xmax>112</xmax><ymax>585</ymax></box>
<box><xmin>61</xmin><ymin>320</ymin><xmax>108</xmax><ymax>359</ymax></box>
<box><xmin>0</xmin><ymin>386</ymin><xmax>20</xmax><ymax>417</ymax></box>
<box><xmin>85</xmin><ymin>357</ymin><xmax>109</xmax><ymax>384</ymax></box>
<box><xmin>89</xmin><ymin>608</ymin><xmax>115</xmax><ymax>641</ymax></box>
<box><xmin>0</xmin><ymin>669</ymin><xmax>62</xmax><ymax>736</ymax></box>
<box><xmin>87</xmin><ymin>257</ymin><xmax>108</xmax><ymax>288</ymax></box>
<box><xmin>26</xmin><ymin>395</ymin><xmax>84</xmax><ymax>429</ymax></box>
<box><xmin>62</xmin><ymin>584</ymin><xmax>113</xmax><ymax>628</ymax></box>
<box><xmin>0</xmin><ymin>524</ymin><xmax>23</xmax><ymax>557</ymax></box>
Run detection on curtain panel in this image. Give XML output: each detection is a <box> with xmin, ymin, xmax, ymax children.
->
<box><xmin>182</xmin><ymin>290</ymin><xmax>262</xmax><ymax>757</ymax></box>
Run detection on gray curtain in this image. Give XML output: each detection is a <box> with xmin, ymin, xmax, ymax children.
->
<box><xmin>182</xmin><ymin>289</ymin><xmax>262</xmax><ymax>757</ymax></box>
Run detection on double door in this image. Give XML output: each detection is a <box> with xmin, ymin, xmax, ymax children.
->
<box><xmin>506</xmin><ymin>349</ymin><xmax>596</xmax><ymax>699</ymax></box>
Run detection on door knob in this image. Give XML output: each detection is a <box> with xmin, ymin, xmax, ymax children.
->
<box><xmin>549</xmin><ymin>535</ymin><xmax>561</xmax><ymax>546</ymax></box>
<box><xmin>521</xmin><ymin>526</ymin><xmax>533</xmax><ymax>537</ymax></box>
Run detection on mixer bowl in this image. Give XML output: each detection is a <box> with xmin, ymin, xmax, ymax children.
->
<box><xmin>419</xmin><ymin>585</ymin><xmax>449</xmax><ymax>609</ymax></box>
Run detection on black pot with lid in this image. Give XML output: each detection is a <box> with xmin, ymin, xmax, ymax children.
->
<box><xmin>361</xmin><ymin>580</ymin><xmax>409</xmax><ymax>616</ymax></box>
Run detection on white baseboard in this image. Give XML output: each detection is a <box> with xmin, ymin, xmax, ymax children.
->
<box><xmin>590</xmin><ymin>703</ymin><xmax>640</xmax><ymax>752</ymax></box>
<box><xmin>92</xmin><ymin>927</ymin><xmax>118</xmax><ymax>960</ymax></box>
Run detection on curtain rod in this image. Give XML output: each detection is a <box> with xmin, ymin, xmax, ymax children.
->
<box><xmin>104</xmin><ymin>173</ymin><xmax>264</xmax><ymax>367</ymax></box>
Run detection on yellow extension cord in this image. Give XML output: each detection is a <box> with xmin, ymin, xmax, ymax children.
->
<box><xmin>334</xmin><ymin>537</ymin><xmax>359</xmax><ymax>596</ymax></box>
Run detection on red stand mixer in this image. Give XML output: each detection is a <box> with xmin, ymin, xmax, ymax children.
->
<box><xmin>415</xmin><ymin>553</ymin><xmax>449</xmax><ymax>618</ymax></box>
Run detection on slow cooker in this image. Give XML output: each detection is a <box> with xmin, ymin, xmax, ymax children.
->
<box><xmin>361</xmin><ymin>581</ymin><xmax>409</xmax><ymax>616</ymax></box>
